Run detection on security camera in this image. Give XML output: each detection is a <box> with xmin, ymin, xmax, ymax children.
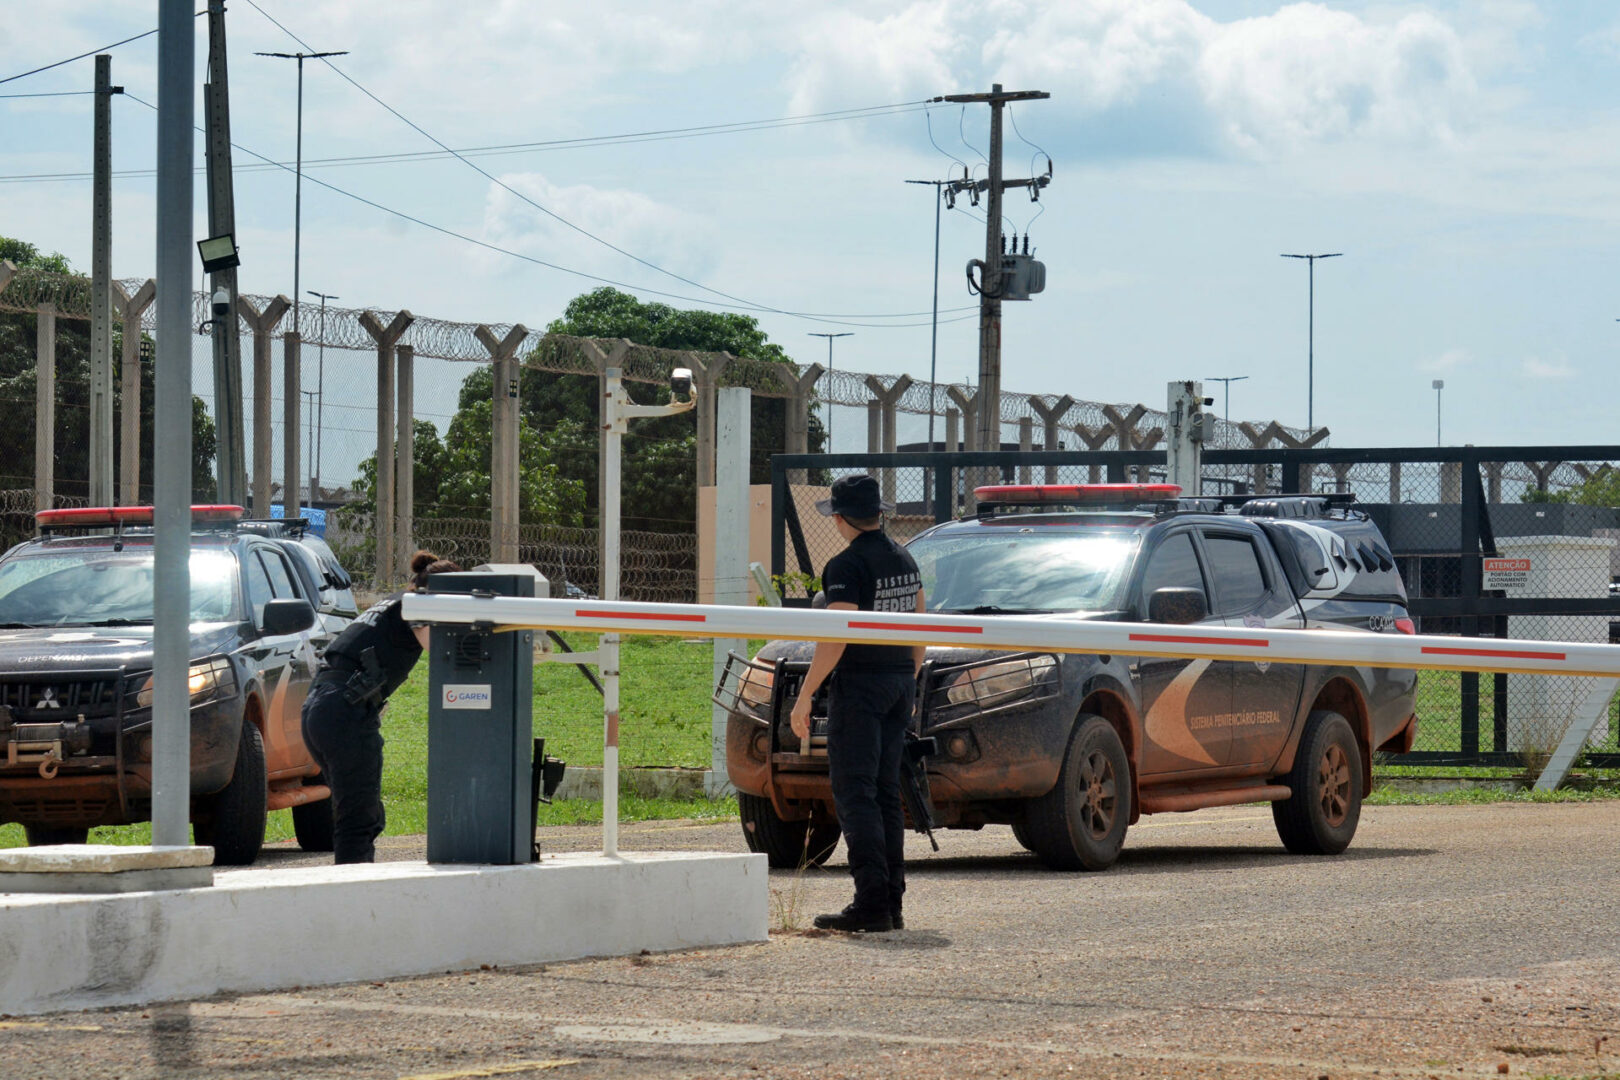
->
<box><xmin>211</xmin><ymin>287</ymin><xmax>230</xmax><ymax>317</ymax></box>
<box><xmin>670</xmin><ymin>367</ymin><xmax>693</xmax><ymax>399</ymax></box>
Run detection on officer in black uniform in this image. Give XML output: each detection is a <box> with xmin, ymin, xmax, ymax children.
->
<box><xmin>791</xmin><ymin>474</ymin><xmax>924</xmax><ymax>933</ymax></box>
<box><xmin>302</xmin><ymin>550</ymin><xmax>460</xmax><ymax>863</ymax></box>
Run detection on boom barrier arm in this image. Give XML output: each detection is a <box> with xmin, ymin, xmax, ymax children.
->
<box><xmin>401</xmin><ymin>594</ymin><xmax>1620</xmax><ymax>679</ymax></box>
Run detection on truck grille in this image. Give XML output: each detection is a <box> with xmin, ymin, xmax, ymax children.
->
<box><xmin>0</xmin><ymin>675</ymin><xmax>124</xmax><ymax>721</ymax></box>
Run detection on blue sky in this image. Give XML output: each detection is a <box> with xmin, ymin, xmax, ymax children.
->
<box><xmin>2</xmin><ymin>0</ymin><xmax>1617</xmax><ymax>454</ymax></box>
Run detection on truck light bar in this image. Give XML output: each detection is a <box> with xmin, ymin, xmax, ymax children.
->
<box><xmin>401</xmin><ymin>594</ymin><xmax>1620</xmax><ymax>680</ymax></box>
<box><xmin>974</xmin><ymin>483</ymin><xmax>1183</xmax><ymax>505</ymax></box>
<box><xmin>34</xmin><ymin>505</ymin><xmax>245</xmax><ymax>528</ymax></box>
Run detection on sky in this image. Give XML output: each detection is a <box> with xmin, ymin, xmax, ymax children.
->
<box><xmin>2</xmin><ymin>0</ymin><xmax>1618</xmax><ymax>456</ymax></box>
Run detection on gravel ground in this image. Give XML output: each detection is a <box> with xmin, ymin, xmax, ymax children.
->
<box><xmin>3</xmin><ymin>802</ymin><xmax>1618</xmax><ymax>1080</ymax></box>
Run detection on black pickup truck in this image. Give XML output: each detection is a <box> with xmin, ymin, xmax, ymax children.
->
<box><xmin>718</xmin><ymin>484</ymin><xmax>1419</xmax><ymax>871</ymax></box>
<box><xmin>0</xmin><ymin>506</ymin><xmax>356</xmax><ymax>864</ymax></box>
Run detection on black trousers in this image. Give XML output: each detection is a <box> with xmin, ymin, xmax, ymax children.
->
<box><xmin>300</xmin><ymin>680</ymin><xmax>386</xmax><ymax>864</ymax></box>
<box><xmin>827</xmin><ymin>668</ymin><xmax>915</xmax><ymax>917</ymax></box>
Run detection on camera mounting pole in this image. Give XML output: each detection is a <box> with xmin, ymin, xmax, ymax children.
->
<box><xmin>598</xmin><ymin>366</ymin><xmax>694</xmax><ymax>856</ymax></box>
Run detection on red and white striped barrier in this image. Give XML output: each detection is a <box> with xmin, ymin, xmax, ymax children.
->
<box><xmin>401</xmin><ymin>594</ymin><xmax>1620</xmax><ymax>678</ymax></box>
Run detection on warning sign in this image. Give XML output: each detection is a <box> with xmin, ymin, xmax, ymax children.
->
<box><xmin>1483</xmin><ymin>557</ymin><xmax>1531</xmax><ymax>592</ymax></box>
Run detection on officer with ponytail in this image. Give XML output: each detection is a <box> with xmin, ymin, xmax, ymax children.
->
<box><xmin>302</xmin><ymin>550</ymin><xmax>461</xmax><ymax>863</ymax></box>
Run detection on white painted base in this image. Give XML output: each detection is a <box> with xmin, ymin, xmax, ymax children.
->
<box><xmin>0</xmin><ymin>850</ymin><xmax>767</xmax><ymax>1017</ymax></box>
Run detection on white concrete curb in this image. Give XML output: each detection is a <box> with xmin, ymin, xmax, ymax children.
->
<box><xmin>0</xmin><ymin>851</ymin><xmax>767</xmax><ymax>1017</ymax></box>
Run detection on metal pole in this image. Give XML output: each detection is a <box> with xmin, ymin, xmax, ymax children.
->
<box><xmin>308</xmin><ymin>289</ymin><xmax>335</xmax><ymax>499</ymax></box>
<box><xmin>293</xmin><ymin>56</ymin><xmax>302</xmax><ymax>335</ymax></box>
<box><xmin>303</xmin><ymin>388</ymin><xmax>316</xmax><ymax>507</ymax></box>
<box><xmin>601</xmin><ymin>369</ymin><xmax>623</xmax><ymax>857</ymax></box>
<box><xmin>153</xmin><ymin>0</ymin><xmax>195</xmax><ymax>849</ymax></box>
<box><xmin>1281</xmin><ymin>253</ymin><xmax>1340</xmax><ymax>431</ymax></box>
<box><xmin>90</xmin><ymin>54</ymin><xmax>116</xmax><ymax>507</ymax></box>
<box><xmin>929</xmin><ymin>186</ymin><xmax>940</xmax><ymax>448</ymax></box>
<box><xmin>807</xmin><ymin>333</ymin><xmax>850</xmax><ymax>450</ymax></box>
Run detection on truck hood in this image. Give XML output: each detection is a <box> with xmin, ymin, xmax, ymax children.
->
<box><xmin>0</xmin><ymin>623</ymin><xmax>241</xmax><ymax>675</ymax></box>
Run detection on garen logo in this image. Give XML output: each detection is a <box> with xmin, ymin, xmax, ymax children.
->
<box><xmin>441</xmin><ymin>683</ymin><xmax>493</xmax><ymax>710</ymax></box>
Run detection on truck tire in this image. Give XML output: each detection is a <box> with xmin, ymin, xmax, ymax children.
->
<box><xmin>24</xmin><ymin>825</ymin><xmax>89</xmax><ymax>846</ymax></box>
<box><xmin>1272</xmin><ymin>709</ymin><xmax>1362</xmax><ymax>856</ymax></box>
<box><xmin>1024</xmin><ymin>714</ymin><xmax>1131</xmax><ymax>871</ymax></box>
<box><xmin>195</xmin><ymin>718</ymin><xmax>267</xmax><ymax>866</ymax></box>
<box><xmin>738</xmin><ymin>791</ymin><xmax>840</xmax><ymax>869</ymax></box>
<box><xmin>1010</xmin><ymin>816</ymin><xmax>1039</xmax><ymax>854</ymax></box>
<box><xmin>292</xmin><ymin>790</ymin><xmax>335</xmax><ymax>852</ymax></box>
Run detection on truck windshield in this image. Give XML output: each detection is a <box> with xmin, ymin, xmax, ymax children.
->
<box><xmin>910</xmin><ymin>530</ymin><xmax>1140</xmax><ymax>615</ymax></box>
<box><xmin>0</xmin><ymin>550</ymin><xmax>240</xmax><ymax>627</ymax></box>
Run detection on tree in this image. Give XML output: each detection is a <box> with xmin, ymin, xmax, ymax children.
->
<box><xmin>1521</xmin><ymin>468</ymin><xmax>1620</xmax><ymax>507</ymax></box>
<box><xmin>532</xmin><ymin>287</ymin><xmax>826</xmax><ymax>530</ymax></box>
<box><xmin>0</xmin><ymin>236</ymin><xmax>217</xmax><ymax>500</ymax></box>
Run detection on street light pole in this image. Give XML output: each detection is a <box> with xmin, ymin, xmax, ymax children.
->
<box><xmin>1206</xmin><ymin>375</ymin><xmax>1248</xmax><ymax>491</ymax></box>
<box><xmin>904</xmin><ymin>179</ymin><xmax>948</xmax><ymax>450</ymax></box>
<box><xmin>1432</xmin><ymin>379</ymin><xmax>1444</xmax><ymax>446</ymax></box>
<box><xmin>256</xmin><ymin>49</ymin><xmax>347</xmax><ymax>335</ymax></box>
<box><xmin>301</xmin><ymin>388</ymin><xmax>317</xmax><ymax>506</ymax></box>
<box><xmin>307</xmin><ymin>289</ymin><xmax>336</xmax><ymax>500</ymax></box>
<box><xmin>1280</xmin><ymin>252</ymin><xmax>1342</xmax><ymax>430</ymax></box>
<box><xmin>808</xmin><ymin>332</ymin><xmax>852</xmax><ymax>450</ymax></box>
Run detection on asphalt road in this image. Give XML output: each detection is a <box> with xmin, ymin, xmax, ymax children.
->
<box><xmin>4</xmin><ymin>802</ymin><xmax>1619</xmax><ymax>1080</ymax></box>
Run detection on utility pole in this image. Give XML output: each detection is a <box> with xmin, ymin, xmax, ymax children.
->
<box><xmin>89</xmin><ymin>54</ymin><xmax>122</xmax><ymax>507</ymax></box>
<box><xmin>307</xmin><ymin>289</ymin><xmax>336</xmax><ymax>501</ymax></box>
<box><xmin>808</xmin><ymin>332</ymin><xmax>851</xmax><ymax>449</ymax></box>
<box><xmin>205</xmin><ymin>0</ymin><xmax>246</xmax><ymax>506</ymax></box>
<box><xmin>937</xmin><ymin>85</ymin><xmax>1051</xmax><ymax>453</ymax></box>
<box><xmin>1432</xmin><ymin>379</ymin><xmax>1444</xmax><ymax>446</ymax></box>
<box><xmin>256</xmin><ymin>48</ymin><xmax>347</xmax><ymax>336</ymax></box>
<box><xmin>1280</xmin><ymin>252</ymin><xmax>1342</xmax><ymax>431</ymax></box>
<box><xmin>904</xmin><ymin>179</ymin><xmax>948</xmax><ymax>449</ymax></box>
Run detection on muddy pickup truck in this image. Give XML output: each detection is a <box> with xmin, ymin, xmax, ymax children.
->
<box><xmin>0</xmin><ymin>505</ymin><xmax>355</xmax><ymax>864</ymax></box>
<box><xmin>716</xmin><ymin>484</ymin><xmax>1419</xmax><ymax>872</ymax></box>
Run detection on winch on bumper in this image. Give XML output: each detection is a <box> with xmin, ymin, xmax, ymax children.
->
<box><xmin>0</xmin><ymin>664</ymin><xmax>243</xmax><ymax>829</ymax></box>
<box><xmin>716</xmin><ymin>643</ymin><xmax>1065</xmax><ymax>826</ymax></box>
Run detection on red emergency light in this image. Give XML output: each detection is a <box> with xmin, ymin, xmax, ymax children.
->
<box><xmin>34</xmin><ymin>505</ymin><xmax>246</xmax><ymax>527</ymax></box>
<box><xmin>973</xmin><ymin>483</ymin><xmax>1183</xmax><ymax>506</ymax></box>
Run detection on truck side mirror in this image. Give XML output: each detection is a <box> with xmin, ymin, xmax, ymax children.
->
<box><xmin>1148</xmin><ymin>587</ymin><xmax>1207</xmax><ymax>625</ymax></box>
<box><xmin>261</xmin><ymin>598</ymin><xmax>316</xmax><ymax>635</ymax></box>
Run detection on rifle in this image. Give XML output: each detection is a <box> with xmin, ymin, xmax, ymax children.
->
<box><xmin>900</xmin><ymin>732</ymin><xmax>940</xmax><ymax>851</ymax></box>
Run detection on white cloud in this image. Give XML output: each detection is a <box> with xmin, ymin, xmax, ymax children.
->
<box><xmin>1422</xmin><ymin>348</ymin><xmax>1470</xmax><ymax>373</ymax></box>
<box><xmin>1577</xmin><ymin>21</ymin><xmax>1620</xmax><ymax>59</ymax></box>
<box><xmin>480</xmin><ymin>172</ymin><xmax>713</xmax><ymax>286</ymax></box>
<box><xmin>1522</xmin><ymin>355</ymin><xmax>1576</xmax><ymax>379</ymax></box>
<box><xmin>783</xmin><ymin>2</ymin><xmax>966</xmax><ymax>115</ymax></box>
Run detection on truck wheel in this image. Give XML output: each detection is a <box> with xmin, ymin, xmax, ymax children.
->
<box><xmin>292</xmin><ymin>790</ymin><xmax>335</xmax><ymax>852</ymax></box>
<box><xmin>24</xmin><ymin>825</ymin><xmax>89</xmax><ymax>846</ymax></box>
<box><xmin>738</xmin><ymin>791</ymin><xmax>840</xmax><ymax>868</ymax></box>
<box><xmin>195</xmin><ymin>718</ymin><xmax>267</xmax><ymax>866</ymax></box>
<box><xmin>1024</xmin><ymin>715</ymin><xmax>1131</xmax><ymax>871</ymax></box>
<box><xmin>1272</xmin><ymin>710</ymin><xmax>1362</xmax><ymax>855</ymax></box>
<box><xmin>1010</xmin><ymin>815</ymin><xmax>1039</xmax><ymax>854</ymax></box>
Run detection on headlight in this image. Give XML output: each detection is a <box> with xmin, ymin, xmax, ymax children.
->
<box><xmin>134</xmin><ymin>658</ymin><xmax>235</xmax><ymax>709</ymax></box>
<box><xmin>737</xmin><ymin>663</ymin><xmax>774</xmax><ymax>710</ymax></box>
<box><xmin>942</xmin><ymin>654</ymin><xmax>1058</xmax><ymax>710</ymax></box>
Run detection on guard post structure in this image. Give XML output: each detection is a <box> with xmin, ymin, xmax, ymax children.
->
<box><xmin>424</xmin><ymin>568</ymin><xmax>543</xmax><ymax>864</ymax></box>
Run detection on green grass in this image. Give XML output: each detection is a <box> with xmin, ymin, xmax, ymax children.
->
<box><xmin>1409</xmin><ymin>669</ymin><xmax>1620</xmax><ymax>757</ymax></box>
<box><xmin>0</xmin><ymin>635</ymin><xmax>738</xmax><ymax>850</ymax></box>
<box><xmin>1366</xmin><ymin>784</ymin><xmax>1620</xmax><ymax>806</ymax></box>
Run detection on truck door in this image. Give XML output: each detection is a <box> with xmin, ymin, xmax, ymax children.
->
<box><xmin>1133</xmin><ymin>530</ymin><xmax>1229</xmax><ymax>777</ymax></box>
<box><xmin>1198</xmin><ymin>530</ymin><xmax>1305</xmax><ymax>768</ymax></box>
<box><xmin>246</xmin><ymin>546</ymin><xmax>318</xmax><ymax>775</ymax></box>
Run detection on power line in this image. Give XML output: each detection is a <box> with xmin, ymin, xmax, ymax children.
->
<box><xmin>241</xmin><ymin>0</ymin><xmax>933</xmax><ymax>323</ymax></box>
<box><xmin>0</xmin><ymin>90</ymin><xmax>97</xmax><ymax>99</ymax></box>
<box><xmin>115</xmin><ymin>91</ymin><xmax>974</xmax><ymax>328</ymax></box>
<box><xmin>0</xmin><ymin>102</ymin><xmax>930</xmax><ymax>183</ymax></box>
<box><xmin>0</xmin><ymin>23</ymin><xmax>170</xmax><ymax>86</ymax></box>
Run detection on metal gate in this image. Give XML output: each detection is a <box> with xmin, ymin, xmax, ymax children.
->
<box><xmin>769</xmin><ymin>446</ymin><xmax>1620</xmax><ymax>769</ymax></box>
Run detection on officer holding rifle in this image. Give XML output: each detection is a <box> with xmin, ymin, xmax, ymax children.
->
<box><xmin>301</xmin><ymin>550</ymin><xmax>460</xmax><ymax>863</ymax></box>
<box><xmin>791</xmin><ymin>474</ymin><xmax>925</xmax><ymax>933</ymax></box>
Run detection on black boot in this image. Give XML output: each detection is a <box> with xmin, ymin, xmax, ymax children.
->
<box><xmin>813</xmin><ymin>905</ymin><xmax>894</xmax><ymax>933</ymax></box>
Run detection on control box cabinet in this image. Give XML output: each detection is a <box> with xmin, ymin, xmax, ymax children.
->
<box><xmin>424</xmin><ymin>571</ymin><xmax>537</xmax><ymax>864</ymax></box>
